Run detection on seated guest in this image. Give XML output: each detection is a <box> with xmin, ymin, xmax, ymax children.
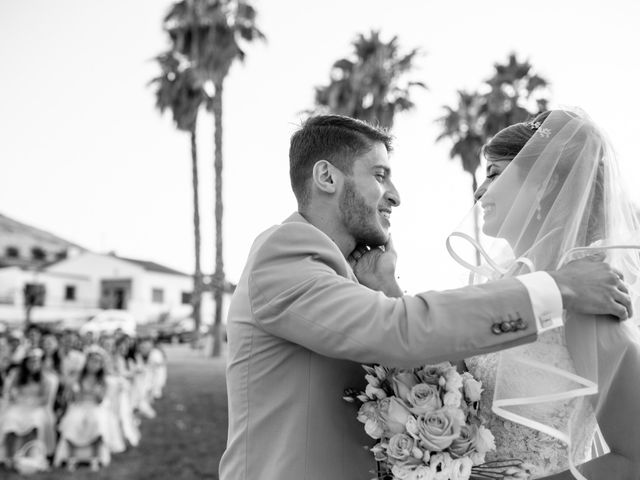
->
<box><xmin>54</xmin><ymin>346</ymin><xmax>110</xmax><ymax>471</ymax></box>
<box><xmin>113</xmin><ymin>336</ymin><xmax>140</xmax><ymax>447</ymax></box>
<box><xmin>148</xmin><ymin>339</ymin><xmax>167</xmax><ymax>400</ymax></box>
<box><xmin>41</xmin><ymin>333</ymin><xmax>62</xmax><ymax>375</ymax></box>
<box><xmin>7</xmin><ymin>329</ymin><xmax>27</xmax><ymax>369</ymax></box>
<box><xmin>131</xmin><ymin>338</ymin><xmax>156</xmax><ymax>419</ymax></box>
<box><xmin>100</xmin><ymin>335</ymin><xmax>126</xmax><ymax>455</ymax></box>
<box><xmin>0</xmin><ymin>348</ymin><xmax>56</xmax><ymax>469</ymax></box>
<box><xmin>40</xmin><ymin>332</ymin><xmax>66</xmax><ymax>421</ymax></box>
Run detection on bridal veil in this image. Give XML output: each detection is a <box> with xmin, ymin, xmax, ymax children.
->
<box><xmin>447</xmin><ymin>108</ymin><xmax>640</xmax><ymax>479</ymax></box>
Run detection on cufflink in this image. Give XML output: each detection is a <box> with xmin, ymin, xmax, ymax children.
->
<box><xmin>491</xmin><ymin>318</ymin><xmax>528</xmax><ymax>335</ymax></box>
<box><xmin>539</xmin><ymin>315</ymin><xmax>554</xmax><ymax>329</ymax></box>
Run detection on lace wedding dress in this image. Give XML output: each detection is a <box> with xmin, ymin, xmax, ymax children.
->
<box><xmin>465</xmin><ymin>328</ymin><xmax>597</xmax><ymax>478</ymax></box>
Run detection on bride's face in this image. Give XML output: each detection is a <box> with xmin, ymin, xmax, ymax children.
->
<box><xmin>474</xmin><ymin>158</ymin><xmax>514</xmax><ymax>236</ymax></box>
<box><xmin>474</xmin><ymin>157</ymin><xmax>537</xmax><ymax>239</ymax></box>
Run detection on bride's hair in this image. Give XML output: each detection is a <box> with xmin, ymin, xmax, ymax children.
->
<box><xmin>482</xmin><ymin>111</ymin><xmax>552</xmax><ymax>161</ymax></box>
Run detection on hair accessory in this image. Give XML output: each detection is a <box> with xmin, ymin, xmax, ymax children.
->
<box><xmin>537</xmin><ymin>127</ymin><xmax>552</xmax><ymax>138</ymax></box>
<box><xmin>526</xmin><ymin>120</ymin><xmax>552</xmax><ymax>138</ymax></box>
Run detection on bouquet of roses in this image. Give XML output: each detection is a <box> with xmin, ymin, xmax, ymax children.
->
<box><xmin>345</xmin><ymin>362</ymin><xmax>532</xmax><ymax>480</ymax></box>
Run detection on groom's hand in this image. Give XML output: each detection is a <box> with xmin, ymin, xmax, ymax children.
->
<box><xmin>549</xmin><ymin>256</ymin><xmax>633</xmax><ymax>321</ymax></box>
<box><xmin>348</xmin><ymin>236</ymin><xmax>403</xmax><ymax>298</ymax></box>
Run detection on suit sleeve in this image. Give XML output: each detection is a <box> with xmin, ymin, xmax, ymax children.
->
<box><xmin>248</xmin><ymin>222</ymin><xmax>538</xmax><ymax>367</ymax></box>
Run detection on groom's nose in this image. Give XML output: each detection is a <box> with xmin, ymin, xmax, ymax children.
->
<box><xmin>385</xmin><ymin>182</ymin><xmax>401</xmax><ymax>207</ymax></box>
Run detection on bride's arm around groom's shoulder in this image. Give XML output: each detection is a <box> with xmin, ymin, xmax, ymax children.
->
<box><xmin>247</xmin><ymin>220</ymin><xmax>540</xmax><ymax>367</ymax></box>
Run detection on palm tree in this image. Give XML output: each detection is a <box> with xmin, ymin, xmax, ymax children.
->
<box><xmin>437</xmin><ymin>53</ymin><xmax>550</xmax><ymax>192</ymax></box>
<box><xmin>313</xmin><ymin>30</ymin><xmax>426</xmax><ymax>129</ymax></box>
<box><xmin>483</xmin><ymin>53</ymin><xmax>550</xmax><ymax>137</ymax></box>
<box><xmin>163</xmin><ymin>0</ymin><xmax>265</xmax><ymax>356</ymax></box>
<box><xmin>436</xmin><ymin>90</ymin><xmax>486</xmax><ymax>264</ymax></box>
<box><xmin>149</xmin><ymin>50</ymin><xmax>207</xmax><ymax>347</ymax></box>
<box><xmin>437</xmin><ymin>90</ymin><xmax>486</xmax><ymax>194</ymax></box>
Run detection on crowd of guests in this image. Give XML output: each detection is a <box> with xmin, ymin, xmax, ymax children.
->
<box><xmin>0</xmin><ymin>324</ymin><xmax>167</xmax><ymax>473</ymax></box>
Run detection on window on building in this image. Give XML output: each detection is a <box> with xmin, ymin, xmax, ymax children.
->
<box><xmin>152</xmin><ymin>288</ymin><xmax>164</xmax><ymax>304</ymax></box>
<box><xmin>181</xmin><ymin>291</ymin><xmax>192</xmax><ymax>305</ymax></box>
<box><xmin>64</xmin><ymin>285</ymin><xmax>76</xmax><ymax>301</ymax></box>
<box><xmin>55</xmin><ymin>250</ymin><xmax>68</xmax><ymax>261</ymax></box>
<box><xmin>24</xmin><ymin>283</ymin><xmax>46</xmax><ymax>307</ymax></box>
<box><xmin>31</xmin><ymin>247</ymin><xmax>46</xmax><ymax>261</ymax></box>
<box><xmin>5</xmin><ymin>246</ymin><xmax>19</xmax><ymax>258</ymax></box>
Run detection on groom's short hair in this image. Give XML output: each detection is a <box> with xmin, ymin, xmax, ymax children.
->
<box><xmin>289</xmin><ymin>115</ymin><xmax>392</xmax><ymax>208</ymax></box>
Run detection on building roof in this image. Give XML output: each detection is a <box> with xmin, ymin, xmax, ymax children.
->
<box><xmin>116</xmin><ymin>256</ymin><xmax>190</xmax><ymax>277</ymax></box>
<box><xmin>0</xmin><ymin>212</ymin><xmax>86</xmax><ymax>251</ymax></box>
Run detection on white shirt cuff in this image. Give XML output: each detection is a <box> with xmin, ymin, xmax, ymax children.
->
<box><xmin>516</xmin><ymin>272</ymin><xmax>564</xmax><ymax>333</ymax></box>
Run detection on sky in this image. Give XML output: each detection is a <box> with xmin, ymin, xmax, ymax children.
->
<box><xmin>1</xmin><ymin>0</ymin><xmax>639</xmax><ymax>293</ymax></box>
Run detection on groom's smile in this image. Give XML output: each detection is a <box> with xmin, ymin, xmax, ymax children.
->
<box><xmin>378</xmin><ymin>207</ymin><xmax>392</xmax><ymax>224</ymax></box>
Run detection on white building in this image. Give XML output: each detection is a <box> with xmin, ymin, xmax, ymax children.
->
<box><xmin>0</xmin><ymin>212</ymin><xmax>232</xmax><ymax>329</ymax></box>
<box><xmin>0</xmin><ymin>265</ymin><xmax>97</xmax><ymax>324</ymax></box>
<box><xmin>46</xmin><ymin>252</ymin><xmax>197</xmax><ymax>324</ymax></box>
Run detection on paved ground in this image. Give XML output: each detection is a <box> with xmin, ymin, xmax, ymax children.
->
<box><xmin>2</xmin><ymin>344</ymin><xmax>229</xmax><ymax>480</ymax></box>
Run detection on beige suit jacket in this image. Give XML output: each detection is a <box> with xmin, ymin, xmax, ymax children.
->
<box><xmin>219</xmin><ymin>213</ymin><xmax>539</xmax><ymax>480</ymax></box>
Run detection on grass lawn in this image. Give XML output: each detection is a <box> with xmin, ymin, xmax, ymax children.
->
<box><xmin>2</xmin><ymin>344</ymin><xmax>229</xmax><ymax>480</ymax></box>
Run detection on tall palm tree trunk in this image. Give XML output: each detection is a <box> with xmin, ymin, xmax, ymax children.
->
<box><xmin>211</xmin><ymin>80</ymin><xmax>225</xmax><ymax>357</ymax></box>
<box><xmin>190</xmin><ymin>129</ymin><xmax>203</xmax><ymax>348</ymax></box>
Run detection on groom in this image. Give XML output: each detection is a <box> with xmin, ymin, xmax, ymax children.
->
<box><xmin>219</xmin><ymin>115</ymin><xmax>631</xmax><ymax>480</ymax></box>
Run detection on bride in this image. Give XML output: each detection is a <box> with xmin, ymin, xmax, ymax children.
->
<box><xmin>446</xmin><ymin>108</ymin><xmax>640</xmax><ymax>479</ymax></box>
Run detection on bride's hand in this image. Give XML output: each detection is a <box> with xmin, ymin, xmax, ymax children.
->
<box><xmin>549</xmin><ymin>256</ymin><xmax>633</xmax><ymax>320</ymax></box>
<box><xmin>348</xmin><ymin>236</ymin><xmax>403</xmax><ymax>298</ymax></box>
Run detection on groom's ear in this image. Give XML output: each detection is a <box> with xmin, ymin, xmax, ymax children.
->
<box><xmin>312</xmin><ymin>160</ymin><xmax>340</xmax><ymax>194</ymax></box>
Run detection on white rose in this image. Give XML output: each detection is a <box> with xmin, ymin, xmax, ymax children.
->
<box><xmin>406</xmin><ymin>415</ymin><xmax>419</xmax><ymax>438</ymax></box>
<box><xmin>443</xmin><ymin>390</ymin><xmax>463</xmax><ymax>407</ymax></box>
<box><xmin>462</xmin><ymin>377</ymin><xmax>483</xmax><ymax>402</ymax></box>
<box><xmin>412</xmin><ymin>446</ymin><xmax>423</xmax><ymax>459</ymax></box>
<box><xmin>474</xmin><ymin>425</ymin><xmax>496</xmax><ymax>454</ymax></box>
<box><xmin>364</xmin><ymin>418</ymin><xmax>384</xmax><ymax>439</ymax></box>
<box><xmin>469</xmin><ymin>451</ymin><xmax>485</xmax><ymax>465</ymax></box>
<box><xmin>386</xmin><ymin>433</ymin><xmax>416</xmax><ymax>464</ymax></box>
<box><xmin>444</xmin><ymin>369</ymin><xmax>463</xmax><ymax>392</ymax></box>
<box><xmin>357</xmin><ymin>401</ymin><xmax>378</xmax><ymax>423</ymax></box>
<box><xmin>408</xmin><ymin>383</ymin><xmax>442</xmax><ymax>415</ymax></box>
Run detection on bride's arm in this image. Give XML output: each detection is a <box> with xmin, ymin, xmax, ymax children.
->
<box><xmin>541</xmin><ymin>316</ymin><xmax>640</xmax><ymax>480</ymax></box>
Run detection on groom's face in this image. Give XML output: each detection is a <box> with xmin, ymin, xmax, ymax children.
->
<box><xmin>338</xmin><ymin>141</ymin><xmax>400</xmax><ymax>247</ymax></box>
